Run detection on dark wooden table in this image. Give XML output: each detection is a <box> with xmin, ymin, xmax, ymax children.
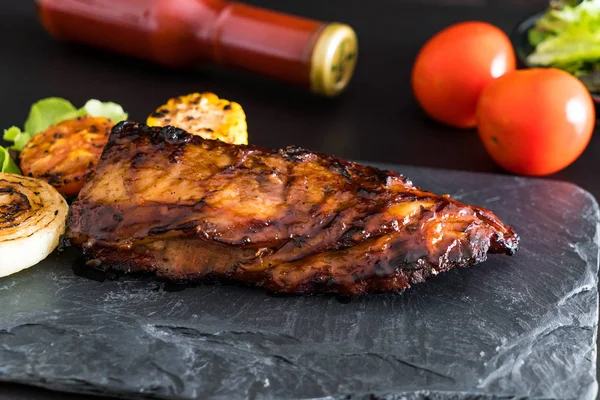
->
<box><xmin>0</xmin><ymin>0</ymin><xmax>593</xmax><ymax>399</ymax></box>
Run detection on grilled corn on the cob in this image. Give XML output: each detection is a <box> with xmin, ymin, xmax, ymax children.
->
<box><xmin>146</xmin><ymin>92</ymin><xmax>248</xmax><ymax>145</ymax></box>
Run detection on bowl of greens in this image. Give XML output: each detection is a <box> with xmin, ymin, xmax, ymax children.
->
<box><xmin>511</xmin><ymin>0</ymin><xmax>600</xmax><ymax>103</ymax></box>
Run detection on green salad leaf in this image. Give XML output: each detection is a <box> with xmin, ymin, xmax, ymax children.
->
<box><xmin>82</xmin><ymin>99</ymin><xmax>128</xmax><ymax>122</ymax></box>
<box><xmin>24</xmin><ymin>97</ymin><xmax>78</xmax><ymax>135</ymax></box>
<box><xmin>2</xmin><ymin>97</ymin><xmax>128</xmax><ymax>155</ymax></box>
<box><xmin>3</xmin><ymin>126</ymin><xmax>32</xmax><ymax>152</ymax></box>
<box><xmin>527</xmin><ymin>0</ymin><xmax>600</xmax><ymax>77</ymax></box>
<box><xmin>56</xmin><ymin>108</ymin><xmax>88</xmax><ymax>122</ymax></box>
<box><xmin>0</xmin><ymin>145</ymin><xmax>20</xmax><ymax>174</ymax></box>
<box><xmin>57</xmin><ymin>100</ymin><xmax>128</xmax><ymax>123</ymax></box>
<box><xmin>3</xmin><ymin>126</ymin><xmax>21</xmax><ymax>141</ymax></box>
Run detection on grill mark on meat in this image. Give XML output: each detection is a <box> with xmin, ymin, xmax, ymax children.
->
<box><xmin>279</xmin><ymin>146</ymin><xmax>310</xmax><ymax>162</ymax></box>
<box><xmin>328</xmin><ymin>160</ymin><xmax>351</xmax><ymax>180</ymax></box>
<box><xmin>149</xmin><ymin>220</ymin><xmax>199</xmax><ymax>236</ymax></box>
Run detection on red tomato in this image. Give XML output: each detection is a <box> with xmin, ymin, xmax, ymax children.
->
<box><xmin>411</xmin><ymin>21</ymin><xmax>516</xmax><ymax>128</ymax></box>
<box><xmin>476</xmin><ymin>68</ymin><xmax>595</xmax><ymax>176</ymax></box>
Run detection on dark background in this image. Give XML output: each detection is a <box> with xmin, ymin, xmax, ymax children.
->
<box><xmin>0</xmin><ymin>0</ymin><xmax>592</xmax><ymax>399</ymax></box>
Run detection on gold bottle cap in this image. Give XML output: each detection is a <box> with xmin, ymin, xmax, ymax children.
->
<box><xmin>310</xmin><ymin>23</ymin><xmax>358</xmax><ymax>97</ymax></box>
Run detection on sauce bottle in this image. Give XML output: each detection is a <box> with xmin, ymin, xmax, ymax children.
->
<box><xmin>36</xmin><ymin>0</ymin><xmax>359</xmax><ymax>97</ymax></box>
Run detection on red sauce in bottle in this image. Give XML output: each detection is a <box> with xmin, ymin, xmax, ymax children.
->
<box><xmin>36</xmin><ymin>0</ymin><xmax>358</xmax><ymax>96</ymax></box>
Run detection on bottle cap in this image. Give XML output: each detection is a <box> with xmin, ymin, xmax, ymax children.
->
<box><xmin>310</xmin><ymin>23</ymin><xmax>358</xmax><ymax>97</ymax></box>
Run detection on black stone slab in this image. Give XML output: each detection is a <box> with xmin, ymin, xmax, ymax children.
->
<box><xmin>0</xmin><ymin>163</ymin><xmax>597</xmax><ymax>400</ymax></box>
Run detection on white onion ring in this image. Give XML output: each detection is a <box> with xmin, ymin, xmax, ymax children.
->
<box><xmin>0</xmin><ymin>173</ymin><xmax>68</xmax><ymax>277</ymax></box>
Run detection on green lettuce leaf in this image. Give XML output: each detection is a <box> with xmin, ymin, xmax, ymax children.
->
<box><xmin>58</xmin><ymin>100</ymin><xmax>128</xmax><ymax>122</ymax></box>
<box><xmin>57</xmin><ymin>107</ymin><xmax>88</xmax><ymax>122</ymax></box>
<box><xmin>0</xmin><ymin>145</ymin><xmax>20</xmax><ymax>174</ymax></box>
<box><xmin>3</xmin><ymin>126</ymin><xmax>20</xmax><ymax>141</ymax></box>
<box><xmin>24</xmin><ymin>97</ymin><xmax>77</xmax><ymax>135</ymax></box>
<box><xmin>528</xmin><ymin>28</ymin><xmax>548</xmax><ymax>48</ymax></box>
<box><xmin>81</xmin><ymin>99</ymin><xmax>128</xmax><ymax>122</ymax></box>
<box><xmin>12</xmin><ymin>131</ymin><xmax>33</xmax><ymax>151</ymax></box>
<box><xmin>527</xmin><ymin>0</ymin><xmax>600</xmax><ymax>78</ymax></box>
<box><xmin>3</xmin><ymin>126</ymin><xmax>32</xmax><ymax>151</ymax></box>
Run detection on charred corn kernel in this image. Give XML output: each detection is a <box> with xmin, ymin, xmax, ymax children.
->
<box><xmin>146</xmin><ymin>92</ymin><xmax>248</xmax><ymax>145</ymax></box>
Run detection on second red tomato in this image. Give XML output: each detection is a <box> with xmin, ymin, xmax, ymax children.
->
<box><xmin>476</xmin><ymin>68</ymin><xmax>595</xmax><ymax>176</ymax></box>
<box><xmin>411</xmin><ymin>22</ymin><xmax>516</xmax><ymax>128</ymax></box>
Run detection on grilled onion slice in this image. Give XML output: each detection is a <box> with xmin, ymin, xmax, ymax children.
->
<box><xmin>0</xmin><ymin>173</ymin><xmax>68</xmax><ymax>277</ymax></box>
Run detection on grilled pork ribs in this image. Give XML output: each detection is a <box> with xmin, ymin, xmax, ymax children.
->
<box><xmin>66</xmin><ymin>122</ymin><xmax>519</xmax><ymax>295</ymax></box>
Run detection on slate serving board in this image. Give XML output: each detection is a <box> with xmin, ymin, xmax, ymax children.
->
<box><xmin>0</xmin><ymin>163</ymin><xmax>597</xmax><ymax>400</ymax></box>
